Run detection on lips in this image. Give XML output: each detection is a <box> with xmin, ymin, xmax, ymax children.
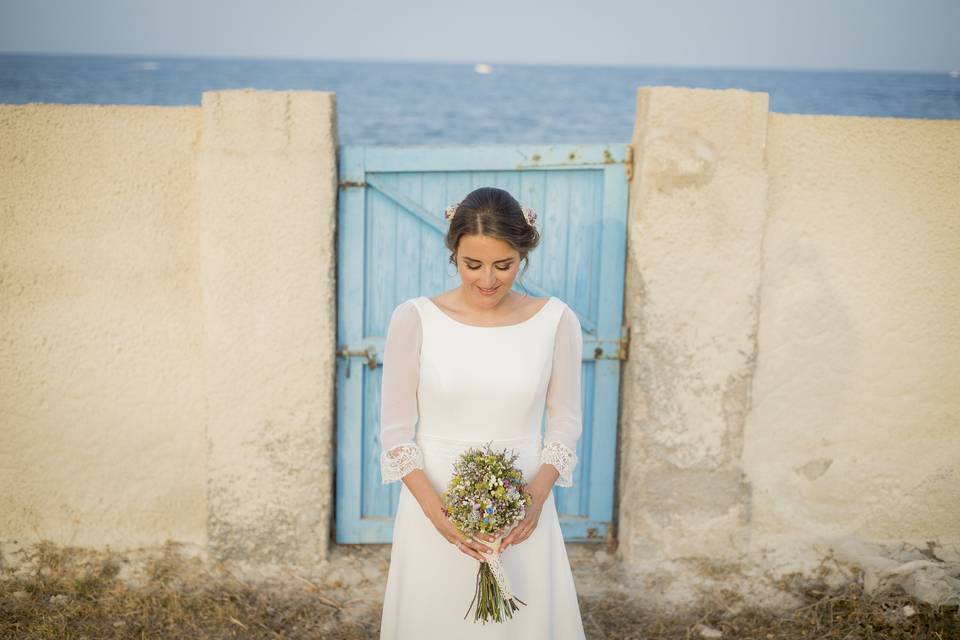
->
<box><xmin>478</xmin><ymin>286</ymin><xmax>499</xmax><ymax>294</ymax></box>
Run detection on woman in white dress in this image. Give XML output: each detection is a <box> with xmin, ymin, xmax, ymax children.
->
<box><xmin>378</xmin><ymin>187</ymin><xmax>587</xmax><ymax>639</ymax></box>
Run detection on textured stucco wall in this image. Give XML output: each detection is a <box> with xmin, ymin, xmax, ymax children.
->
<box><xmin>0</xmin><ymin>104</ymin><xmax>207</xmax><ymax>547</ymax></box>
<box><xmin>619</xmin><ymin>86</ymin><xmax>960</xmax><ymax>575</ymax></box>
<box><xmin>1</xmin><ymin>90</ymin><xmax>340</xmax><ymax>565</ymax></box>
<box><xmin>743</xmin><ymin>112</ymin><xmax>960</xmax><ymax>563</ymax></box>
<box><xmin>618</xmin><ymin>87</ymin><xmax>769</xmax><ymax>566</ymax></box>
<box><xmin>198</xmin><ymin>90</ymin><xmax>339</xmax><ymax>565</ymax></box>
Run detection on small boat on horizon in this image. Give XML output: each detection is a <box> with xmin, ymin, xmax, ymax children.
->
<box><xmin>950</xmin><ymin>70</ymin><xmax>960</xmax><ymax>78</ymax></box>
<box><xmin>474</xmin><ymin>63</ymin><xmax>494</xmax><ymax>74</ymax></box>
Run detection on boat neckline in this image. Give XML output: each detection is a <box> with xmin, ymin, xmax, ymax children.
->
<box><xmin>420</xmin><ymin>295</ymin><xmax>556</xmax><ymax>329</ymax></box>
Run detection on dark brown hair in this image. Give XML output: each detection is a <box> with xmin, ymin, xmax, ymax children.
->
<box><xmin>445</xmin><ymin>187</ymin><xmax>541</xmax><ymax>278</ymax></box>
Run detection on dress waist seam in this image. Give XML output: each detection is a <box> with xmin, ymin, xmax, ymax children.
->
<box><xmin>416</xmin><ymin>432</ymin><xmax>541</xmax><ymax>446</ymax></box>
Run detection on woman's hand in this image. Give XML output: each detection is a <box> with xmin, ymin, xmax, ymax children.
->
<box><xmin>407</xmin><ymin>471</ymin><xmax>494</xmax><ymax>563</ymax></box>
<box><xmin>499</xmin><ymin>483</ymin><xmax>548</xmax><ymax>552</ymax></box>
<box><xmin>426</xmin><ymin>504</ymin><xmax>495</xmax><ymax>563</ymax></box>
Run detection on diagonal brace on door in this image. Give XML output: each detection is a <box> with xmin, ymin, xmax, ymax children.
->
<box><xmin>363</xmin><ymin>174</ymin><xmax>597</xmax><ymax>335</ymax></box>
<box><xmin>365</xmin><ymin>175</ymin><xmax>447</xmax><ymax>235</ymax></box>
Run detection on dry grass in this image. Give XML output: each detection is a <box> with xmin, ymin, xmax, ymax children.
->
<box><xmin>1</xmin><ymin>540</ymin><xmax>957</xmax><ymax>639</ymax></box>
<box><xmin>1</xmin><ymin>541</ymin><xmax>372</xmax><ymax>639</ymax></box>
<box><xmin>579</xmin><ymin>581</ymin><xmax>958</xmax><ymax>639</ymax></box>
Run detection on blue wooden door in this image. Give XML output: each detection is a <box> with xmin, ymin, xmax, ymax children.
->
<box><xmin>335</xmin><ymin>144</ymin><xmax>629</xmax><ymax>544</ymax></box>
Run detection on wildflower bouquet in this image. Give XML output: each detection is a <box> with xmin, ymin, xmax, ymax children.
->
<box><xmin>440</xmin><ymin>442</ymin><xmax>532</xmax><ymax>624</ymax></box>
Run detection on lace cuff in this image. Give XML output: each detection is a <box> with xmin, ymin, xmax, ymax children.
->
<box><xmin>539</xmin><ymin>440</ymin><xmax>578</xmax><ymax>488</ymax></box>
<box><xmin>380</xmin><ymin>443</ymin><xmax>425</xmax><ymax>484</ymax></box>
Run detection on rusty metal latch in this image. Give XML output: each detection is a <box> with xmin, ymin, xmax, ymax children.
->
<box><xmin>590</xmin><ymin>325</ymin><xmax>630</xmax><ymax>361</ymax></box>
<box><xmin>618</xmin><ymin>324</ymin><xmax>630</xmax><ymax>360</ymax></box>
<box><xmin>338</xmin><ymin>347</ymin><xmax>378</xmax><ymax>378</ymax></box>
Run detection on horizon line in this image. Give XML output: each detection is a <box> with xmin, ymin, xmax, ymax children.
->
<box><xmin>0</xmin><ymin>49</ymin><xmax>954</xmax><ymax>76</ymax></box>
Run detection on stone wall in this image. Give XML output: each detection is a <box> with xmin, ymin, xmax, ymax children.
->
<box><xmin>618</xmin><ymin>87</ymin><xmax>960</xmax><ymax>589</ymax></box>
<box><xmin>1</xmin><ymin>90</ymin><xmax>339</xmax><ymax>565</ymax></box>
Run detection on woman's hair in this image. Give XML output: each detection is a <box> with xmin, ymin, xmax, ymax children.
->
<box><xmin>445</xmin><ymin>187</ymin><xmax>541</xmax><ymax>277</ymax></box>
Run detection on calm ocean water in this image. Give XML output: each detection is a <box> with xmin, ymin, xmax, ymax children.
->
<box><xmin>1</xmin><ymin>53</ymin><xmax>958</xmax><ymax>144</ymax></box>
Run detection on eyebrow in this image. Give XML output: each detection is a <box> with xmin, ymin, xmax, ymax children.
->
<box><xmin>462</xmin><ymin>256</ymin><xmax>515</xmax><ymax>264</ymax></box>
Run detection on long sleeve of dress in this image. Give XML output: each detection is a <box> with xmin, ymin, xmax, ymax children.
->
<box><xmin>539</xmin><ymin>304</ymin><xmax>584</xmax><ymax>487</ymax></box>
<box><xmin>379</xmin><ymin>300</ymin><xmax>426</xmax><ymax>484</ymax></box>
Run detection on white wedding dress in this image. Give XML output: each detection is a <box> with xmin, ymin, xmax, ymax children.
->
<box><xmin>378</xmin><ymin>294</ymin><xmax>587</xmax><ymax>639</ymax></box>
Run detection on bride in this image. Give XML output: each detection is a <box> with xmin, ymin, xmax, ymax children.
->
<box><xmin>378</xmin><ymin>186</ymin><xmax>587</xmax><ymax>638</ymax></box>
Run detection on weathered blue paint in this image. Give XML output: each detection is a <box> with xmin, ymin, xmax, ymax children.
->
<box><xmin>335</xmin><ymin>144</ymin><xmax>629</xmax><ymax>544</ymax></box>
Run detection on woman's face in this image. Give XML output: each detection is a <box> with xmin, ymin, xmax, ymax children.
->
<box><xmin>455</xmin><ymin>234</ymin><xmax>521</xmax><ymax>305</ymax></box>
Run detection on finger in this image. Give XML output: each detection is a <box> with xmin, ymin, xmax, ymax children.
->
<box><xmin>468</xmin><ymin>544</ymin><xmax>489</xmax><ymax>562</ymax></box>
<box><xmin>465</xmin><ymin>548</ymin><xmax>486</xmax><ymax>562</ymax></box>
<box><xmin>453</xmin><ymin>537</ymin><xmax>487</xmax><ymax>562</ymax></box>
<box><xmin>463</xmin><ymin>534</ymin><xmax>493</xmax><ymax>557</ymax></box>
<box><xmin>470</xmin><ymin>539</ymin><xmax>494</xmax><ymax>557</ymax></box>
<box><xmin>504</xmin><ymin>529</ymin><xmax>525</xmax><ymax>548</ymax></box>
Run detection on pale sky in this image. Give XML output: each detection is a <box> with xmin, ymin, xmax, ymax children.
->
<box><xmin>1</xmin><ymin>0</ymin><xmax>958</xmax><ymax>72</ymax></box>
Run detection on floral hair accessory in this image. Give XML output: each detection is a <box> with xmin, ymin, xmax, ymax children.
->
<box><xmin>520</xmin><ymin>206</ymin><xmax>537</xmax><ymax>227</ymax></box>
<box><xmin>443</xmin><ymin>202</ymin><xmax>538</xmax><ymax>228</ymax></box>
<box><xmin>443</xmin><ymin>202</ymin><xmax>461</xmax><ymax>222</ymax></box>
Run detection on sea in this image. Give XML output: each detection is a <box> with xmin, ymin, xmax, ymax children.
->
<box><xmin>1</xmin><ymin>53</ymin><xmax>958</xmax><ymax>145</ymax></box>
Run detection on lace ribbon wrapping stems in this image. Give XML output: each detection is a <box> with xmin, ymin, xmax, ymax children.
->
<box><xmin>475</xmin><ymin>536</ymin><xmax>518</xmax><ymax>600</ymax></box>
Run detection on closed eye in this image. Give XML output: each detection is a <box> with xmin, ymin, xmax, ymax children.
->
<box><xmin>467</xmin><ymin>265</ymin><xmax>511</xmax><ymax>271</ymax></box>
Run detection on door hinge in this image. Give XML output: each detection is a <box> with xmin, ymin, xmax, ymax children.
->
<box><xmin>624</xmin><ymin>144</ymin><xmax>634</xmax><ymax>181</ymax></box>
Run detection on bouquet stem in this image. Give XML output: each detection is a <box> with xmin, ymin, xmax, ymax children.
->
<box><xmin>462</xmin><ymin>538</ymin><xmax>527</xmax><ymax>624</ymax></box>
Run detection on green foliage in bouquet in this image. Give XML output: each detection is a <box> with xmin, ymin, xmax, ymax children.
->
<box><xmin>440</xmin><ymin>442</ymin><xmax>533</xmax><ymax>624</ymax></box>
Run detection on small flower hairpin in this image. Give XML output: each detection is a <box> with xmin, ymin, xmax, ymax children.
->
<box><xmin>443</xmin><ymin>202</ymin><xmax>538</xmax><ymax>227</ymax></box>
<box><xmin>520</xmin><ymin>206</ymin><xmax>537</xmax><ymax>227</ymax></box>
<box><xmin>443</xmin><ymin>202</ymin><xmax>460</xmax><ymax>222</ymax></box>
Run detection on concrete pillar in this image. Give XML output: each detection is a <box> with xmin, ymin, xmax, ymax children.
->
<box><xmin>197</xmin><ymin>89</ymin><xmax>339</xmax><ymax>565</ymax></box>
<box><xmin>618</xmin><ymin>87</ymin><xmax>769</xmax><ymax>565</ymax></box>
